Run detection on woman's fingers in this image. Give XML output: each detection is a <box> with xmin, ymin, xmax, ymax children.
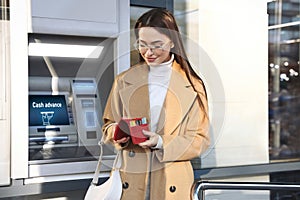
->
<box><xmin>115</xmin><ymin>136</ymin><xmax>130</xmax><ymax>144</ymax></box>
<box><xmin>138</xmin><ymin>130</ymin><xmax>159</xmax><ymax>148</ymax></box>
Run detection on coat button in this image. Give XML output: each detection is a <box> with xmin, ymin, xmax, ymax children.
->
<box><xmin>169</xmin><ymin>186</ymin><xmax>176</xmax><ymax>193</ymax></box>
<box><xmin>122</xmin><ymin>182</ymin><xmax>129</xmax><ymax>189</ymax></box>
<box><xmin>129</xmin><ymin>150</ymin><xmax>135</xmax><ymax>157</ymax></box>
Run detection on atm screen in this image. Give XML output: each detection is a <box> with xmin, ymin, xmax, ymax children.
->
<box><xmin>29</xmin><ymin>95</ymin><xmax>70</xmax><ymax>126</ymax></box>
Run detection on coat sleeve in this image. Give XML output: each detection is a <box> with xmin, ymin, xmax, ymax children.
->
<box><xmin>102</xmin><ymin>76</ymin><xmax>124</xmax><ymax>149</ymax></box>
<box><xmin>155</xmin><ymin>83</ymin><xmax>210</xmax><ymax>162</ymax></box>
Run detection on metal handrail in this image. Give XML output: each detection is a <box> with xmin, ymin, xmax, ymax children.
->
<box><xmin>192</xmin><ymin>181</ymin><xmax>300</xmax><ymax>200</ymax></box>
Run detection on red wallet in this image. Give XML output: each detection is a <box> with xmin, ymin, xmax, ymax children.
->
<box><xmin>113</xmin><ymin>117</ymin><xmax>149</xmax><ymax>144</ymax></box>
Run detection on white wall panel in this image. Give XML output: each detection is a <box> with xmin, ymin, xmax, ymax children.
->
<box><xmin>0</xmin><ymin>21</ymin><xmax>10</xmax><ymax>186</ymax></box>
<box><xmin>198</xmin><ymin>0</ymin><xmax>269</xmax><ymax>168</ymax></box>
<box><xmin>31</xmin><ymin>0</ymin><xmax>117</xmax><ymax>23</ymax></box>
<box><xmin>30</xmin><ymin>0</ymin><xmax>121</xmax><ymax>37</ymax></box>
<box><xmin>10</xmin><ymin>0</ymin><xmax>29</xmax><ymax>179</ymax></box>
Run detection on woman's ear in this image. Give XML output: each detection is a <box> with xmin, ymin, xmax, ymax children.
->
<box><xmin>170</xmin><ymin>42</ymin><xmax>174</xmax><ymax>48</ymax></box>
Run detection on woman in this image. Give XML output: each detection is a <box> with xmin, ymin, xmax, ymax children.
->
<box><xmin>102</xmin><ymin>8</ymin><xmax>210</xmax><ymax>200</ymax></box>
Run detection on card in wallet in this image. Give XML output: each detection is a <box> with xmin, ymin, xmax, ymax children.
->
<box><xmin>113</xmin><ymin>117</ymin><xmax>149</xmax><ymax>144</ymax></box>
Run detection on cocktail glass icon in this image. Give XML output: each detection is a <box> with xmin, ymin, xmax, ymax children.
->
<box><xmin>41</xmin><ymin>111</ymin><xmax>54</xmax><ymax>126</ymax></box>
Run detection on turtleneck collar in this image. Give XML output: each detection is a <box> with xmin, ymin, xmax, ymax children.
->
<box><xmin>149</xmin><ymin>54</ymin><xmax>174</xmax><ymax>76</ymax></box>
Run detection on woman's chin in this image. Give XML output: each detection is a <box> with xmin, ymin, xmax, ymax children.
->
<box><xmin>146</xmin><ymin>60</ymin><xmax>160</xmax><ymax>66</ymax></box>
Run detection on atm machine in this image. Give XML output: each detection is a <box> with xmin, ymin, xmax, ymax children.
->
<box><xmin>0</xmin><ymin>0</ymin><xmax>130</xmax><ymax>198</ymax></box>
<box><xmin>26</xmin><ymin>34</ymin><xmax>118</xmax><ymax>178</ymax></box>
<box><xmin>28</xmin><ymin>77</ymin><xmax>104</xmax><ymax>154</ymax></box>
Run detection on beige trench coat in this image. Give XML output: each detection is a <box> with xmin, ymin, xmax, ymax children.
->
<box><xmin>102</xmin><ymin>61</ymin><xmax>210</xmax><ymax>200</ymax></box>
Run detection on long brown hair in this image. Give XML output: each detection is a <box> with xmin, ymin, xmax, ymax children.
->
<box><xmin>134</xmin><ymin>8</ymin><xmax>208</xmax><ymax>114</ymax></box>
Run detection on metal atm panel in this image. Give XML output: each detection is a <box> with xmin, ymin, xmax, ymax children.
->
<box><xmin>27</xmin><ymin>34</ymin><xmax>116</xmax><ymax>177</ymax></box>
<box><xmin>71</xmin><ymin>79</ymin><xmax>102</xmax><ymax>147</ymax></box>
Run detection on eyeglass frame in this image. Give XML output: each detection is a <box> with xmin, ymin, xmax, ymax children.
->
<box><xmin>133</xmin><ymin>40</ymin><xmax>173</xmax><ymax>54</ymax></box>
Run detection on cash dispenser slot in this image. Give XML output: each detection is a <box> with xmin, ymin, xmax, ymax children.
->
<box><xmin>29</xmin><ymin>136</ymin><xmax>69</xmax><ymax>143</ymax></box>
<box><xmin>37</xmin><ymin>127</ymin><xmax>60</xmax><ymax>132</ymax></box>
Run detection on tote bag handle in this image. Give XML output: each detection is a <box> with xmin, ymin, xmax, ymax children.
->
<box><xmin>91</xmin><ymin>123</ymin><xmax>121</xmax><ymax>185</ymax></box>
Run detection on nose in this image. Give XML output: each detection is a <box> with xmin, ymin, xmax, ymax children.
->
<box><xmin>144</xmin><ymin>47</ymin><xmax>154</xmax><ymax>56</ymax></box>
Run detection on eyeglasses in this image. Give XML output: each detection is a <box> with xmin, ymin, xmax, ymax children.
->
<box><xmin>133</xmin><ymin>40</ymin><xmax>172</xmax><ymax>54</ymax></box>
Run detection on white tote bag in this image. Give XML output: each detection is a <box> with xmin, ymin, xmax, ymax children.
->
<box><xmin>84</xmin><ymin>139</ymin><xmax>122</xmax><ymax>200</ymax></box>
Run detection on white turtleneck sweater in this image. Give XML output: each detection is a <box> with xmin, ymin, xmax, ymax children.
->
<box><xmin>148</xmin><ymin>54</ymin><xmax>174</xmax><ymax>149</ymax></box>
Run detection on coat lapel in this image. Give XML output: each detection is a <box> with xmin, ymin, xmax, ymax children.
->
<box><xmin>119</xmin><ymin>62</ymin><xmax>197</xmax><ymax>135</ymax></box>
<box><xmin>119</xmin><ymin>64</ymin><xmax>151</xmax><ymax>120</ymax></box>
<box><xmin>156</xmin><ymin>62</ymin><xmax>197</xmax><ymax>135</ymax></box>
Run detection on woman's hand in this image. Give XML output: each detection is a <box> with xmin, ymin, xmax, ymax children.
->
<box><xmin>111</xmin><ymin>123</ymin><xmax>130</xmax><ymax>144</ymax></box>
<box><xmin>138</xmin><ymin>130</ymin><xmax>159</xmax><ymax>148</ymax></box>
<box><xmin>114</xmin><ymin>137</ymin><xmax>130</xmax><ymax>144</ymax></box>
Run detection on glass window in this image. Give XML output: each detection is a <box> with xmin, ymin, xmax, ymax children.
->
<box><xmin>130</xmin><ymin>6</ymin><xmax>152</xmax><ymax>66</ymax></box>
<box><xmin>268</xmin><ymin>0</ymin><xmax>300</xmax><ymax>25</ymax></box>
<box><xmin>0</xmin><ymin>0</ymin><xmax>9</xmax><ymax>21</ymax></box>
<box><xmin>130</xmin><ymin>1</ymin><xmax>173</xmax><ymax>65</ymax></box>
<box><xmin>268</xmin><ymin>0</ymin><xmax>300</xmax><ymax>161</ymax></box>
<box><xmin>270</xmin><ymin>170</ymin><xmax>300</xmax><ymax>199</ymax></box>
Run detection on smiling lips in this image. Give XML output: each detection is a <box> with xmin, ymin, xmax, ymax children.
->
<box><xmin>146</xmin><ymin>57</ymin><xmax>156</xmax><ymax>63</ymax></box>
